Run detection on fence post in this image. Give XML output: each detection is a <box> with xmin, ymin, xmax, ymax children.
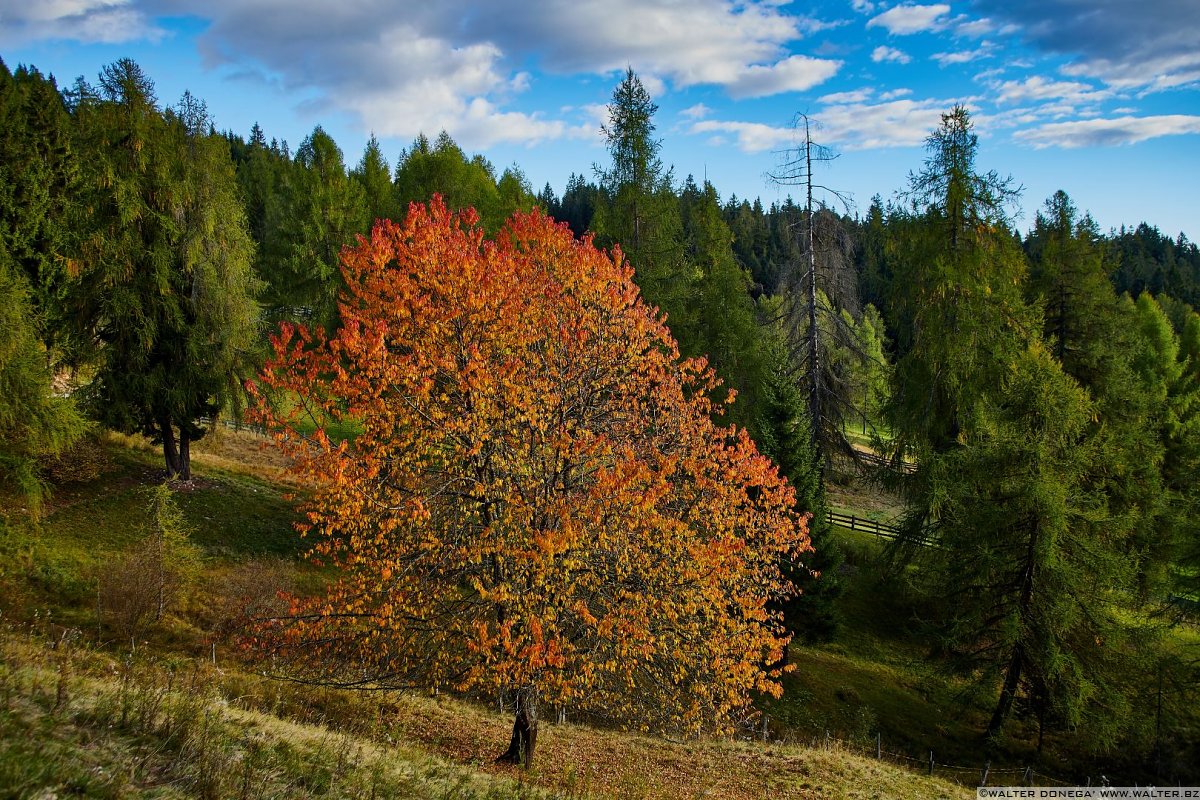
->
<box><xmin>824</xmin><ymin>729</ymin><xmax>830</xmax><ymax>749</ymax></box>
<box><xmin>850</xmin><ymin>515</ymin><xmax>857</xmax><ymax>531</ymax></box>
<box><xmin>875</xmin><ymin>732</ymin><xmax>881</xmax><ymax>759</ymax></box>
<box><xmin>1022</xmin><ymin>766</ymin><xmax>1032</xmax><ymax>786</ymax></box>
<box><xmin>928</xmin><ymin>751</ymin><xmax>934</xmax><ymax>776</ymax></box>
<box><xmin>980</xmin><ymin>761</ymin><xmax>990</xmax><ymax>787</ymax></box>
<box><xmin>761</xmin><ymin>714</ymin><xmax>769</xmax><ymax>743</ymax></box>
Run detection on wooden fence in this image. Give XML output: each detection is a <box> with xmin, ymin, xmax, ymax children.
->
<box><xmin>827</xmin><ymin>509</ymin><xmax>902</xmax><ymax>540</ymax></box>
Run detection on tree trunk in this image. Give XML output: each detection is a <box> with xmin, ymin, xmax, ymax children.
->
<box><xmin>987</xmin><ymin>642</ymin><xmax>1024</xmax><ymax>738</ymax></box>
<box><xmin>160</xmin><ymin>417</ymin><xmax>181</xmax><ymax>478</ymax></box>
<box><xmin>178</xmin><ymin>428</ymin><xmax>192</xmax><ymax>482</ymax></box>
<box><xmin>497</xmin><ymin>687</ymin><xmax>538</xmax><ymax>767</ymax></box>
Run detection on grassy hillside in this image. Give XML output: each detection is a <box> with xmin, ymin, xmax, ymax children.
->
<box><xmin>0</xmin><ymin>626</ymin><xmax>972</xmax><ymax>799</ymax></box>
<box><xmin>14</xmin><ymin>431</ymin><xmax>1196</xmax><ymax>795</ymax></box>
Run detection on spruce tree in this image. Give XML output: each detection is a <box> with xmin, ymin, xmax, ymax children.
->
<box><xmin>592</xmin><ymin>69</ymin><xmax>687</xmax><ymax>333</ymax></box>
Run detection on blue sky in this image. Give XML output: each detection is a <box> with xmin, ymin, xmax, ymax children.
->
<box><xmin>3</xmin><ymin>0</ymin><xmax>1198</xmax><ymax>238</ymax></box>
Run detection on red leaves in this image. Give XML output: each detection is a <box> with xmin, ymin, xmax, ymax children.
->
<box><xmin>252</xmin><ymin>197</ymin><xmax>810</xmax><ymax>735</ymax></box>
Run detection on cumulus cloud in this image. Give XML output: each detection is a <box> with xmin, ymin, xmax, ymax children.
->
<box><xmin>992</xmin><ymin>75</ymin><xmax>1110</xmax><ymax>105</ymax></box>
<box><xmin>680</xmin><ymin>103</ymin><xmax>713</xmax><ymax>120</ymax></box>
<box><xmin>973</xmin><ymin>0</ymin><xmax>1200</xmax><ymax>91</ymax></box>
<box><xmin>867</xmin><ymin>4</ymin><xmax>950</xmax><ymax>35</ymax></box>
<box><xmin>690</xmin><ymin>119</ymin><xmax>795</xmax><ymax>153</ymax></box>
<box><xmin>102</xmin><ymin>0</ymin><xmax>843</xmax><ymax>148</ymax></box>
<box><xmin>1014</xmin><ymin>114</ymin><xmax>1200</xmax><ymax>148</ymax></box>
<box><xmin>871</xmin><ymin>45</ymin><xmax>912</xmax><ymax>64</ymax></box>
<box><xmin>724</xmin><ymin>54</ymin><xmax>842</xmax><ymax>98</ymax></box>
<box><xmin>815</xmin><ymin>97</ymin><xmax>951</xmax><ymax>149</ymax></box>
<box><xmin>0</xmin><ymin>0</ymin><xmax>159</xmax><ymax>44</ymax></box>
<box><xmin>691</xmin><ymin>96</ymin><xmax>953</xmax><ymax>153</ymax></box>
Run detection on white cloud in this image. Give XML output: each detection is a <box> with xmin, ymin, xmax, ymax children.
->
<box><xmin>724</xmin><ymin>54</ymin><xmax>842</xmax><ymax>98</ymax></box>
<box><xmin>867</xmin><ymin>4</ymin><xmax>950</xmax><ymax>35</ymax></box>
<box><xmin>851</xmin><ymin>0</ymin><xmax>876</xmax><ymax>13</ymax></box>
<box><xmin>103</xmin><ymin>0</ymin><xmax>846</xmax><ymax>148</ymax></box>
<box><xmin>817</xmin><ymin>97</ymin><xmax>951</xmax><ymax>149</ymax></box>
<box><xmin>1015</xmin><ymin>115</ymin><xmax>1200</xmax><ymax>148</ymax></box>
<box><xmin>931</xmin><ymin>45</ymin><xmax>994</xmax><ymax>67</ymax></box>
<box><xmin>871</xmin><ymin>45</ymin><xmax>912</xmax><ymax>64</ymax></box>
<box><xmin>955</xmin><ymin>17</ymin><xmax>994</xmax><ymax>37</ymax></box>
<box><xmin>691</xmin><ymin>96</ymin><xmax>954</xmax><ymax>153</ymax></box>
<box><xmin>1061</xmin><ymin>52</ymin><xmax>1200</xmax><ymax>92</ymax></box>
<box><xmin>880</xmin><ymin>87</ymin><xmax>913</xmax><ymax>99</ymax></box>
<box><xmin>680</xmin><ymin>103</ymin><xmax>713</xmax><ymax>120</ymax></box>
<box><xmin>993</xmin><ymin>76</ymin><xmax>1110</xmax><ymax>105</ymax></box>
<box><xmin>0</xmin><ymin>0</ymin><xmax>159</xmax><ymax>44</ymax></box>
<box><xmin>819</xmin><ymin>88</ymin><xmax>874</xmax><ymax>104</ymax></box>
<box><xmin>690</xmin><ymin>119</ymin><xmax>795</xmax><ymax>153</ymax></box>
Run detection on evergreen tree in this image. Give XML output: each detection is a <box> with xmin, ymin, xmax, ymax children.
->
<box><xmin>0</xmin><ymin>60</ymin><xmax>79</xmax><ymax>350</ymax></box>
<box><xmin>69</xmin><ymin>60</ymin><xmax>259</xmax><ymax>480</ymax></box>
<box><xmin>555</xmin><ymin>173</ymin><xmax>600</xmax><ymax>238</ymax></box>
<box><xmin>261</xmin><ymin>125</ymin><xmax>367</xmax><ymax>327</ymax></box>
<box><xmin>351</xmin><ymin>133</ymin><xmax>399</xmax><ymax>227</ymax></box>
<box><xmin>1027</xmin><ymin>192</ymin><xmax>1168</xmax><ymax>597</ymax></box>
<box><xmin>394</xmin><ymin>131</ymin><xmax>505</xmax><ymax>229</ymax></box>
<box><xmin>592</xmin><ymin>69</ymin><xmax>687</xmax><ymax>331</ymax></box>
<box><xmin>755</xmin><ymin>320</ymin><xmax>842</xmax><ymax>643</ymax></box>
<box><xmin>0</xmin><ymin>247</ymin><xmax>84</xmax><ymax>504</ymax></box>
<box><xmin>886</xmin><ymin>107</ymin><xmax>1136</xmax><ymax>741</ymax></box>
<box><xmin>496</xmin><ymin>164</ymin><xmax>537</xmax><ymax>220</ymax></box>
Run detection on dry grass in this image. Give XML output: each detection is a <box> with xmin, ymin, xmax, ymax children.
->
<box><xmin>0</xmin><ymin>626</ymin><xmax>972</xmax><ymax>800</ymax></box>
<box><xmin>368</xmin><ymin>691</ymin><xmax>972</xmax><ymax>800</ymax></box>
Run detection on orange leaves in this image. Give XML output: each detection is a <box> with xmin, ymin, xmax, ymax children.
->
<box><xmin>252</xmin><ymin>197</ymin><xmax>810</xmax><ymax>736</ymax></box>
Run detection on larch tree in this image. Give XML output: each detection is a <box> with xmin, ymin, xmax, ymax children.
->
<box><xmin>69</xmin><ymin>61</ymin><xmax>259</xmax><ymax>480</ymax></box>
<box><xmin>261</xmin><ymin>125</ymin><xmax>367</xmax><ymax>327</ymax></box>
<box><xmin>250</xmin><ymin>199</ymin><xmax>809</xmax><ymax>767</ymax></box>
<box><xmin>887</xmin><ymin>107</ymin><xmax>1137</xmax><ymax>743</ymax></box>
<box><xmin>351</xmin><ymin>133</ymin><xmax>399</xmax><ymax>227</ymax></box>
<box><xmin>0</xmin><ymin>59</ymin><xmax>85</xmax><ymax>502</ymax></box>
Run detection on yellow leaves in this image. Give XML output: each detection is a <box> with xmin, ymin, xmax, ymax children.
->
<box><xmin>252</xmin><ymin>197</ymin><xmax>808</xmax><ymax>733</ymax></box>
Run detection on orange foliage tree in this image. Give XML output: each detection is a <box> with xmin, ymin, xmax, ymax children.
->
<box><xmin>249</xmin><ymin>198</ymin><xmax>810</xmax><ymax>765</ymax></box>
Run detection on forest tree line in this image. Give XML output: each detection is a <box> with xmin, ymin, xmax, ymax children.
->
<box><xmin>2</xmin><ymin>57</ymin><xmax>1199</xmax><ymax>772</ymax></box>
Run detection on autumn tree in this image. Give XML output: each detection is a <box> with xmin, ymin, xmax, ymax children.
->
<box><xmin>251</xmin><ymin>199</ymin><xmax>809</xmax><ymax>766</ymax></box>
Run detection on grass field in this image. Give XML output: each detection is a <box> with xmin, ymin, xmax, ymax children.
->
<box><xmin>2</xmin><ymin>430</ymin><xmax>1195</xmax><ymax>796</ymax></box>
